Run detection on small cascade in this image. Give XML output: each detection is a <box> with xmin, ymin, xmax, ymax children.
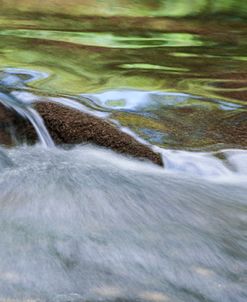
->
<box><xmin>0</xmin><ymin>91</ymin><xmax>54</xmax><ymax>148</ymax></box>
<box><xmin>0</xmin><ymin>66</ymin><xmax>246</xmax><ymax>302</ymax></box>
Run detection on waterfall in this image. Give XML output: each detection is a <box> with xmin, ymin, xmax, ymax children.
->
<box><xmin>0</xmin><ymin>91</ymin><xmax>54</xmax><ymax>148</ymax></box>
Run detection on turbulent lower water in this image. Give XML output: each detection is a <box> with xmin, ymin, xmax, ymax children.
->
<box><xmin>0</xmin><ymin>1</ymin><xmax>247</xmax><ymax>301</ymax></box>
<box><xmin>0</xmin><ymin>144</ymin><xmax>246</xmax><ymax>302</ymax></box>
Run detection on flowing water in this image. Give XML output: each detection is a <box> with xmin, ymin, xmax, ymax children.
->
<box><xmin>0</xmin><ymin>1</ymin><xmax>247</xmax><ymax>301</ymax></box>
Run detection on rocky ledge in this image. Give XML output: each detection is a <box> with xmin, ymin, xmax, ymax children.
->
<box><xmin>0</xmin><ymin>102</ymin><xmax>163</xmax><ymax>166</ymax></box>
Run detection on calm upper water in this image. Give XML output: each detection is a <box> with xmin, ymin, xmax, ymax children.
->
<box><xmin>0</xmin><ymin>1</ymin><xmax>246</xmax><ymax>302</ymax></box>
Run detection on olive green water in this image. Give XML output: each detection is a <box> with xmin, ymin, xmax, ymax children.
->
<box><xmin>0</xmin><ymin>0</ymin><xmax>246</xmax><ymax>150</ymax></box>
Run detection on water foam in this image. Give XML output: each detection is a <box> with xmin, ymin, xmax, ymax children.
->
<box><xmin>0</xmin><ymin>145</ymin><xmax>246</xmax><ymax>302</ymax></box>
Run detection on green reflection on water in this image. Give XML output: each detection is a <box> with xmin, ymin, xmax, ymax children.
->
<box><xmin>0</xmin><ymin>2</ymin><xmax>246</xmax><ymax>150</ymax></box>
<box><xmin>0</xmin><ymin>29</ymin><xmax>210</xmax><ymax>48</ymax></box>
<box><xmin>0</xmin><ymin>0</ymin><xmax>246</xmax><ymax>18</ymax></box>
<box><xmin>120</xmin><ymin>64</ymin><xmax>189</xmax><ymax>72</ymax></box>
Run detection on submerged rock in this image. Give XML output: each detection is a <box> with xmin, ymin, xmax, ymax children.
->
<box><xmin>0</xmin><ymin>102</ymin><xmax>163</xmax><ymax>166</ymax></box>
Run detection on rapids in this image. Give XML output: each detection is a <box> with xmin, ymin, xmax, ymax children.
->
<box><xmin>0</xmin><ymin>144</ymin><xmax>246</xmax><ymax>302</ymax></box>
<box><xmin>0</xmin><ymin>60</ymin><xmax>246</xmax><ymax>302</ymax></box>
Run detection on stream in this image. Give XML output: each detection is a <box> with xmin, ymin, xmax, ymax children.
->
<box><xmin>0</xmin><ymin>1</ymin><xmax>247</xmax><ymax>301</ymax></box>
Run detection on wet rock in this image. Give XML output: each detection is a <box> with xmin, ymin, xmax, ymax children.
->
<box><xmin>0</xmin><ymin>102</ymin><xmax>163</xmax><ymax>166</ymax></box>
<box><xmin>35</xmin><ymin>102</ymin><xmax>163</xmax><ymax>166</ymax></box>
<box><xmin>113</xmin><ymin>106</ymin><xmax>247</xmax><ymax>150</ymax></box>
<box><xmin>0</xmin><ymin>103</ymin><xmax>31</xmax><ymax>146</ymax></box>
<box><xmin>0</xmin><ymin>104</ymin><xmax>14</xmax><ymax>146</ymax></box>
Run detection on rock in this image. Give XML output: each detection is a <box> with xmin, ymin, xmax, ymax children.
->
<box><xmin>0</xmin><ymin>102</ymin><xmax>163</xmax><ymax>166</ymax></box>
<box><xmin>35</xmin><ymin>102</ymin><xmax>163</xmax><ymax>166</ymax></box>
<box><xmin>0</xmin><ymin>103</ymin><xmax>31</xmax><ymax>146</ymax></box>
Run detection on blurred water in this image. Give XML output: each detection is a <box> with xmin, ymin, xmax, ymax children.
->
<box><xmin>1</xmin><ymin>68</ymin><xmax>246</xmax><ymax>150</ymax></box>
<box><xmin>0</xmin><ymin>1</ymin><xmax>247</xmax><ymax>301</ymax></box>
<box><xmin>0</xmin><ymin>144</ymin><xmax>246</xmax><ymax>302</ymax></box>
<box><xmin>0</xmin><ymin>90</ymin><xmax>54</xmax><ymax>147</ymax></box>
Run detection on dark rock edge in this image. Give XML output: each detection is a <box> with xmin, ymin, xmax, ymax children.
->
<box><xmin>0</xmin><ymin>102</ymin><xmax>163</xmax><ymax>166</ymax></box>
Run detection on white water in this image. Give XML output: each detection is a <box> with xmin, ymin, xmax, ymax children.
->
<box><xmin>0</xmin><ymin>68</ymin><xmax>247</xmax><ymax>302</ymax></box>
<box><xmin>0</xmin><ymin>145</ymin><xmax>246</xmax><ymax>302</ymax></box>
<box><xmin>0</xmin><ymin>91</ymin><xmax>54</xmax><ymax>148</ymax></box>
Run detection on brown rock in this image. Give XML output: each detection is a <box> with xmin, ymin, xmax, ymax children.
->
<box><xmin>35</xmin><ymin>102</ymin><xmax>163</xmax><ymax>166</ymax></box>
<box><xmin>0</xmin><ymin>102</ymin><xmax>163</xmax><ymax>166</ymax></box>
<box><xmin>0</xmin><ymin>104</ymin><xmax>13</xmax><ymax>146</ymax></box>
<box><xmin>0</xmin><ymin>103</ymin><xmax>31</xmax><ymax>146</ymax></box>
